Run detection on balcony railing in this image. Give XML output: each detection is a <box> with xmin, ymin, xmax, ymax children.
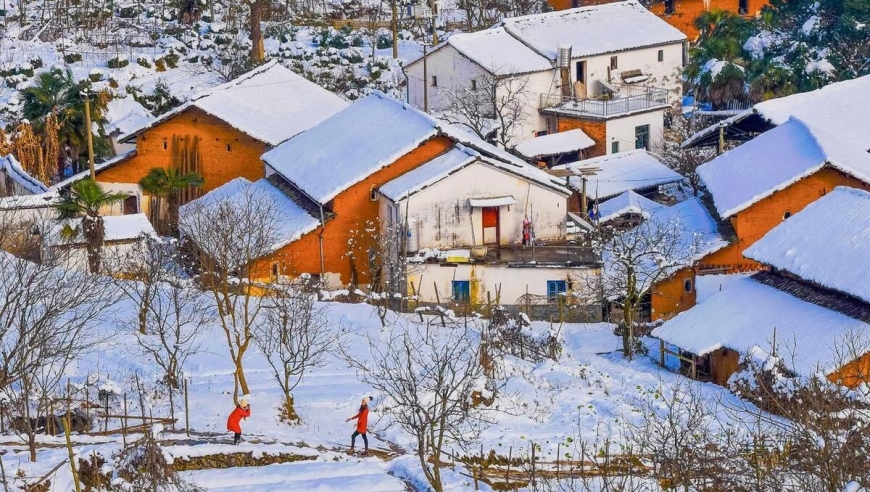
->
<box><xmin>540</xmin><ymin>83</ymin><xmax>670</xmax><ymax>118</ymax></box>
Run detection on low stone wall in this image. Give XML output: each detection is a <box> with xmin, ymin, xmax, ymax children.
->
<box><xmin>172</xmin><ymin>450</ymin><xmax>317</xmax><ymax>471</ymax></box>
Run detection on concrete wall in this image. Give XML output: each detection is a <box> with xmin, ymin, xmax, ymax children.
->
<box><xmin>605</xmin><ymin>109</ymin><xmax>667</xmax><ymax>155</ymax></box>
<box><xmin>408</xmin><ymin>261</ymin><xmax>599</xmax><ymax>305</ymax></box>
<box><xmin>381</xmin><ymin>161</ymin><xmax>568</xmax><ymax>249</ymax></box>
<box><xmin>405</xmin><ymin>45</ymin><xmax>556</xmax><ymax>147</ymax></box>
<box><xmin>569</xmin><ymin>44</ymin><xmax>683</xmax><ymax>103</ymax></box>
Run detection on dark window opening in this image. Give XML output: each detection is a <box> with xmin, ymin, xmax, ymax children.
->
<box><xmin>684</xmin><ymin>278</ymin><xmax>693</xmax><ymax>293</ymax></box>
<box><xmin>123</xmin><ymin>195</ymin><xmax>139</xmax><ymax>215</ymax></box>
<box><xmin>431</xmin><ymin>75</ymin><xmax>438</xmax><ymax>87</ymax></box>
<box><xmin>271</xmin><ymin>262</ymin><xmax>279</xmax><ymax>277</ymax></box>
<box><xmin>635</xmin><ymin>124</ymin><xmax>650</xmax><ymax>150</ymax></box>
<box><xmin>547</xmin><ymin>280</ymin><xmax>568</xmax><ymax>301</ymax></box>
<box><xmin>610</xmin><ymin>56</ymin><xmax>618</xmax><ymax>70</ymax></box>
<box><xmin>738</xmin><ymin>0</ymin><xmax>748</xmax><ymax>14</ymax></box>
<box><xmin>783</xmin><ymin>211</ymin><xmax>792</xmax><ymax>220</ymax></box>
<box><xmin>612</xmin><ymin>141</ymin><xmax>620</xmax><ymax>154</ymax></box>
<box><xmin>471</xmin><ymin>79</ymin><xmax>477</xmax><ymax>91</ymax></box>
<box><xmin>370</xmin><ymin>185</ymin><xmax>379</xmax><ymax>202</ymax></box>
<box><xmin>162</xmin><ymin>141</ymin><xmax>168</xmax><ymax>150</ymax></box>
<box><xmin>452</xmin><ymin>280</ymin><xmax>470</xmax><ymax>302</ymax></box>
<box><xmin>226</xmin><ymin>144</ymin><xmax>232</xmax><ymax>152</ymax></box>
<box><xmin>658</xmin><ymin>49</ymin><xmax>664</xmax><ymax>62</ymax></box>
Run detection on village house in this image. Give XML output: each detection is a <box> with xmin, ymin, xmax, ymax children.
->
<box><xmin>201</xmin><ymin>91</ymin><xmax>570</xmax><ymax>291</ymax></box>
<box><xmin>595</xmin><ymin>190</ymin><xmax>666</xmax><ymax>229</ymax></box>
<box><xmin>558</xmin><ymin>0</ymin><xmax>768</xmax><ymax>39</ymax></box>
<box><xmin>403</xmin><ymin>1</ymin><xmax>686</xmax><ymax>151</ymax></box>
<box><xmin>603</xmin><ymin>196</ymin><xmax>726</xmax><ymax>324</ymax></box>
<box><xmin>0</xmin><ymin>154</ymin><xmax>49</xmax><ymax>197</ymax></box>
<box><xmin>684</xmin><ymin>73</ymin><xmax>870</xmax><ymax>151</ymax></box>
<box><xmin>56</xmin><ymin>61</ymin><xmax>348</xmax><ymax>220</ymax></box>
<box><xmin>653</xmin><ymin>187</ymin><xmax>870</xmax><ymax>388</ymax></box>
<box><xmin>43</xmin><ymin>213</ymin><xmax>157</xmax><ymax>272</ymax></box>
<box><xmin>556</xmin><ymin>149</ymin><xmax>685</xmax><ymax>218</ymax></box>
<box><xmin>374</xmin><ymin>143</ymin><xmax>598</xmax><ymax>314</ymax></box>
<box><xmin>651</xmin><ymin>116</ymin><xmax>870</xmax><ymax>320</ymax></box>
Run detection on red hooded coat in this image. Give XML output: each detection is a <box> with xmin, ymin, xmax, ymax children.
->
<box><xmin>348</xmin><ymin>405</ymin><xmax>368</xmax><ymax>433</ymax></box>
<box><xmin>227</xmin><ymin>405</ymin><xmax>251</xmax><ymax>433</ymax></box>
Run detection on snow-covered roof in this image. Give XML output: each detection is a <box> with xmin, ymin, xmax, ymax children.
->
<box><xmin>698</xmin><ymin>117</ymin><xmax>870</xmax><ymax>218</ymax></box>
<box><xmin>647</xmin><ymin>198</ymin><xmax>726</xmax><ymax>262</ymax></box>
<box><xmin>105</xmin><ymin>96</ymin><xmax>153</xmax><ymax>136</ymax></box>
<box><xmin>119</xmin><ymin>61</ymin><xmax>348</xmax><ymax>146</ymax></box>
<box><xmin>695</xmin><ymin>273</ymin><xmax>751</xmax><ymax>305</ymax></box>
<box><xmin>744</xmin><ymin>187</ymin><xmax>870</xmax><ymax>304</ymax></box>
<box><xmin>1</xmin><ymin>154</ymin><xmax>49</xmax><ymax>194</ymax></box>
<box><xmin>596</xmin><ymin>190</ymin><xmax>664</xmax><ymax>223</ymax></box>
<box><xmin>265</xmin><ymin>92</ymin><xmax>570</xmax><ymax>204</ymax></box>
<box><xmin>514</xmin><ymin>129</ymin><xmax>596</xmax><ymax>160</ymax></box>
<box><xmin>561</xmin><ymin>150</ymin><xmax>685</xmax><ymax>200</ymax></box>
<box><xmin>499</xmin><ymin>0</ymin><xmax>686</xmax><ymax>60</ymax></box>
<box><xmin>685</xmin><ymin>74</ymin><xmax>870</xmax><ymax>150</ymax></box>
<box><xmin>49</xmin><ymin>150</ymin><xmax>138</xmax><ymax>190</ymax></box>
<box><xmin>179</xmin><ymin>177</ymin><xmax>320</xmax><ymax>251</ymax></box>
<box><xmin>443</xmin><ymin>28</ymin><xmax>552</xmax><ymax>76</ymax></box>
<box><xmin>263</xmin><ymin>92</ymin><xmax>441</xmax><ymax>204</ymax></box>
<box><xmin>0</xmin><ymin>191</ymin><xmax>59</xmax><ymax>210</ymax></box>
<box><xmin>379</xmin><ymin>146</ymin><xmax>478</xmax><ymax>201</ymax></box>
<box><xmin>48</xmin><ymin>213</ymin><xmax>156</xmax><ymax>246</ymax></box>
<box><xmin>652</xmin><ymin>275</ymin><xmax>870</xmax><ymax>376</ymax></box>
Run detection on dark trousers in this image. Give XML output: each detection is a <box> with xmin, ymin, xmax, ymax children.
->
<box><xmin>351</xmin><ymin>430</ymin><xmax>368</xmax><ymax>449</ymax></box>
<box><xmin>233</xmin><ymin>432</ymin><xmax>241</xmax><ymax>445</ymax></box>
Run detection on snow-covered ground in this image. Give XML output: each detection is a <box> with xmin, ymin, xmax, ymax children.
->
<box><xmin>0</xmin><ymin>296</ymin><xmax>767</xmax><ymax>491</ymax></box>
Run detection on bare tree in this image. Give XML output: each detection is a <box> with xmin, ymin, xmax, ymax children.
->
<box><xmin>107</xmin><ymin>237</ymin><xmax>212</xmax><ymax>425</ymax></box>
<box><xmin>346</xmin><ymin>218</ymin><xmax>408</xmax><ymax>326</ymax></box>
<box><xmin>728</xmin><ymin>335</ymin><xmax>870</xmax><ymax>492</ymax></box>
<box><xmin>441</xmin><ymin>68</ymin><xmax>532</xmax><ymax>149</ymax></box>
<box><xmin>345</xmin><ymin>317</ymin><xmax>493</xmax><ymax>492</ymax></box>
<box><xmin>0</xmin><ymin>211</ymin><xmax>116</xmax><ymax>461</ymax></box>
<box><xmin>253</xmin><ymin>277</ymin><xmax>333</xmax><ymax>424</ymax></box>
<box><xmin>591</xmin><ymin>209</ymin><xmax>705</xmax><ymax>360</ymax></box>
<box><xmin>178</xmin><ymin>185</ymin><xmax>284</xmax><ymax>403</ymax></box>
<box><xmin>656</xmin><ymin>113</ymin><xmax>717</xmax><ymax>197</ymax></box>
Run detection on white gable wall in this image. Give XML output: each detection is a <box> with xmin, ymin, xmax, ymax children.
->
<box><xmin>569</xmin><ymin>44</ymin><xmax>683</xmax><ymax>101</ymax></box>
<box><xmin>380</xmin><ymin>161</ymin><xmax>567</xmax><ymax>249</ymax></box>
<box><xmin>606</xmin><ymin>109</ymin><xmax>666</xmax><ymax>155</ymax></box>
<box><xmin>406</xmin><ymin>46</ymin><xmax>557</xmax><ymax>146</ymax></box>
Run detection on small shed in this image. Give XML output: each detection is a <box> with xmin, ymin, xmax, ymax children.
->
<box><xmin>514</xmin><ymin>129</ymin><xmax>596</xmax><ymax>168</ymax></box>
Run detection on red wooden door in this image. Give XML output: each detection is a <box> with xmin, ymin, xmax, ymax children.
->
<box><xmin>482</xmin><ymin>207</ymin><xmax>499</xmax><ymax>244</ymax></box>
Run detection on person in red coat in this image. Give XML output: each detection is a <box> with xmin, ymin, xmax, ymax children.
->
<box><xmin>346</xmin><ymin>396</ymin><xmax>373</xmax><ymax>453</ymax></box>
<box><xmin>226</xmin><ymin>397</ymin><xmax>251</xmax><ymax>445</ymax></box>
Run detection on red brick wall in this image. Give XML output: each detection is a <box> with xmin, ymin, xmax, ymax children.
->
<box><xmin>557</xmin><ymin>117</ymin><xmax>607</xmax><ymax>158</ymax></box>
<box><xmin>651</xmin><ymin>266</ymin><xmax>696</xmax><ymax>321</ymax></box>
<box><xmin>253</xmin><ymin>136</ymin><xmax>455</xmax><ymax>285</ymax></box>
<box><xmin>98</xmin><ymin>107</ymin><xmax>266</xmax><ymax>193</ymax></box>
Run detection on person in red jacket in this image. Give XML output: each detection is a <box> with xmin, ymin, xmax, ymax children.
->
<box><xmin>346</xmin><ymin>396</ymin><xmax>373</xmax><ymax>453</ymax></box>
<box><xmin>227</xmin><ymin>397</ymin><xmax>251</xmax><ymax>445</ymax></box>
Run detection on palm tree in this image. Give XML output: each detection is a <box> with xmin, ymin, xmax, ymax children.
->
<box><xmin>21</xmin><ymin>67</ymin><xmax>110</xmax><ymax>179</ymax></box>
<box><xmin>139</xmin><ymin>167</ymin><xmax>205</xmax><ymax>236</ymax></box>
<box><xmin>53</xmin><ymin>179</ymin><xmax>127</xmax><ymax>274</ymax></box>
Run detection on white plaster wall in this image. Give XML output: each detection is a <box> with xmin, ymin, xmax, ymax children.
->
<box><xmin>405</xmin><ymin>45</ymin><xmax>482</xmax><ymax>112</ymax></box>
<box><xmin>98</xmin><ymin>182</ymin><xmax>146</xmax><ymax>216</ymax></box>
<box><xmin>570</xmin><ymin>43</ymin><xmax>684</xmax><ymax>103</ymax></box>
<box><xmin>605</xmin><ymin>109</ymin><xmax>666</xmax><ymax>155</ymax></box>
<box><xmin>498</xmin><ymin>70</ymin><xmax>559</xmax><ymax>146</ymax></box>
<box><xmin>384</xmin><ymin>161</ymin><xmax>568</xmax><ymax>249</ymax></box>
<box><xmin>408</xmin><ymin>262</ymin><xmax>599</xmax><ymax>304</ymax></box>
<box><xmin>45</xmin><ymin>240</ymin><xmax>143</xmax><ymax>272</ymax></box>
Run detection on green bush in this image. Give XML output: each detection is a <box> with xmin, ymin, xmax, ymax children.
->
<box><xmin>164</xmin><ymin>52</ymin><xmax>181</xmax><ymax>68</ymax></box>
<box><xmin>137</xmin><ymin>56</ymin><xmax>152</xmax><ymax>68</ymax></box>
<box><xmin>29</xmin><ymin>57</ymin><xmax>44</xmax><ymax>69</ymax></box>
<box><xmin>107</xmin><ymin>56</ymin><xmax>129</xmax><ymax>68</ymax></box>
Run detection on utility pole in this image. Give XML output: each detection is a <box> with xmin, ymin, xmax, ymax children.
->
<box><xmin>422</xmin><ymin>42</ymin><xmax>430</xmax><ymax>113</ymax></box>
<box><xmin>717</xmin><ymin>122</ymin><xmax>725</xmax><ymax>155</ymax></box>
<box><xmin>580</xmin><ymin>176</ymin><xmax>587</xmax><ymax>216</ymax></box>
<box><xmin>81</xmin><ymin>91</ymin><xmax>96</xmax><ymax>180</ymax></box>
<box><xmin>390</xmin><ymin>0</ymin><xmax>398</xmax><ymax>59</ymax></box>
<box><xmin>429</xmin><ymin>0</ymin><xmax>438</xmax><ymax>45</ymax></box>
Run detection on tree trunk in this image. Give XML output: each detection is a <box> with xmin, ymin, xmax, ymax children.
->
<box><xmin>234</xmin><ymin>362</ymin><xmax>250</xmax><ymax>398</ymax></box>
<box><xmin>83</xmin><ymin>216</ymin><xmax>104</xmax><ymax>274</ymax></box>
<box><xmin>249</xmin><ymin>0</ymin><xmax>265</xmax><ymax>64</ymax></box>
<box><xmin>168</xmin><ymin>193</ymin><xmax>180</xmax><ymax>237</ymax></box>
<box><xmin>283</xmin><ymin>393</ymin><xmax>301</xmax><ymax>424</ymax></box>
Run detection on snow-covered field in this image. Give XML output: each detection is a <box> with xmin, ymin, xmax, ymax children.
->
<box><xmin>0</xmin><ymin>295</ymin><xmax>767</xmax><ymax>491</ymax></box>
